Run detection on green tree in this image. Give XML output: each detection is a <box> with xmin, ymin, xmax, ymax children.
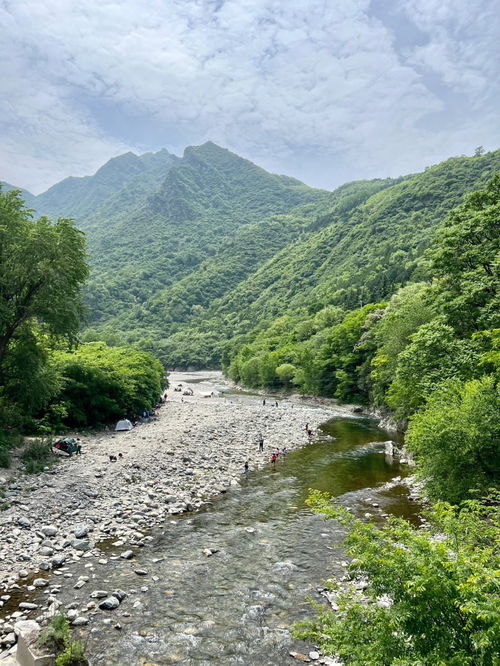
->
<box><xmin>406</xmin><ymin>375</ymin><xmax>499</xmax><ymax>502</ymax></box>
<box><xmin>0</xmin><ymin>188</ymin><xmax>88</xmax><ymax>371</ymax></box>
<box><xmin>296</xmin><ymin>493</ymin><xmax>500</xmax><ymax>666</ymax></box>
<box><xmin>427</xmin><ymin>175</ymin><xmax>500</xmax><ymax>335</ymax></box>
<box><xmin>275</xmin><ymin>362</ymin><xmax>296</xmax><ymax>386</ymax></box>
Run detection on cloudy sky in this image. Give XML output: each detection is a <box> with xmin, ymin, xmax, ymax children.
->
<box><xmin>1</xmin><ymin>0</ymin><xmax>498</xmax><ymax>193</ymax></box>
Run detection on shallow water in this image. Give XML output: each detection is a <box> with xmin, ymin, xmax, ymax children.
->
<box><xmin>62</xmin><ymin>417</ymin><xmax>419</xmax><ymax>665</ymax></box>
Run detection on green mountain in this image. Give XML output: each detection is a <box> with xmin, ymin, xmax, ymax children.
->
<box><xmin>81</xmin><ymin>141</ymin><xmax>327</xmax><ymax>328</ymax></box>
<box><xmin>0</xmin><ymin>181</ymin><xmax>37</xmax><ymax>209</ymax></box>
<box><xmin>155</xmin><ymin>150</ymin><xmax>500</xmax><ymax>367</ymax></box>
<box><xmin>35</xmin><ymin>148</ymin><xmax>179</xmax><ymax>220</ymax></box>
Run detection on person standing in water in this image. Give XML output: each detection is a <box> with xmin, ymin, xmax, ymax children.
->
<box><xmin>259</xmin><ymin>435</ymin><xmax>264</xmax><ymax>452</ymax></box>
<box><xmin>271</xmin><ymin>453</ymin><xmax>277</xmax><ymax>469</ymax></box>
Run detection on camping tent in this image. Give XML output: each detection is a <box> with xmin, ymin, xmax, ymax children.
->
<box><xmin>115</xmin><ymin>419</ymin><xmax>133</xmax><ymax>431</ymax></box>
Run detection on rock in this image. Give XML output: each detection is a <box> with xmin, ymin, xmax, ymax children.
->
<box><xmin>99</xmin><ymin>596</ymin><xmax>120</xmax><ymax>610</ymax></box>
<box><xmin>39</xmin><ymin>547</ymin><xmax>54</xmax><ymax>557</ymax></box>
<box><xmin>17</xmin><ymin>517</ymin><xmax>32</xmax><ymax>529</ymax></box>
<box><xmin>73</xmin><ymin>524</ymin><xmax>91</xmax><ymax>539</ymax></box>
<box><xmin>134</xmin><ymin>569</ymin><xmax>148</xmax><ymax>576</ymax></box>
<box><xmin>90</xmin><ymin>591</ymin><xmax>109</xmax><ymax>599</ymax></box>
<box><xmin>120</xmin><ymin>550</ymin><xmax>134</xmax><ymax>560</ymax></box>
<box><xmin>66</xmin><ymin>610</ymin><xmax>78</xmax><ymax>621</ymax></box>
<box><xmin>18</xmin><ymin>603</ymin><xmax>37</xmax><ymax>611</ymax></box>
<box><xmin>112</xmin><ymin>589</ymin><xmax>127</xmax><ymax>602</ymax></box>
<box><xmin>71</xmin><ymin>616</ymin><xmax>89</xmax><ymax>626</ymax></box>
<box><xmin>32</xmin><ymin>579</ymin><xmax>48</xmax><ymax>588</ymax></box>
<box><xmin>73</xmin><ymin>579</ymin><xmax>87</xmax><ymax>589</ymax></box>
<box><xmin>1</xmin><ymin>633</ymin><xmax>15</xmax><ymax>646</ymax></box>
<box><xmin>41</xmin><ymin>526</ymin><xmax>57</xmax><ymax>537</ymax></box>
<box><xmin>51</xmin><ymin>554</ymin><xmax>66</xmax><ymax>568</ymax></box>
<box><xmin>309</xmin><ymin>651</ymin><xmax>320</xmax><ymax>660</ymax></box>
<box><xmin>72</xmin><ymin>539</ymin><xmax>92</xmax><ymax>551</ymax></box>
<box><xmin>290</xmin><ymin>652</ymin><xmax>311</xmax><ymax>662</ymax></box>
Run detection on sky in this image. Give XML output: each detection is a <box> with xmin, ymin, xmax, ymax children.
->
<box><xmin>1</xmin><ymin>0</ymin><xmax>499</xmax><ymax>194</ymax></box>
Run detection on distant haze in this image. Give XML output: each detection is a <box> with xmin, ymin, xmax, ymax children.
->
<box><xmin>1</xmin><ymin>0</ymin><xmax>499</xmax><ymax>193</ymax></box>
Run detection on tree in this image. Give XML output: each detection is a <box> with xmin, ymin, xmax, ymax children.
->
<box><xmin>406</xmin><ymin>375</ymin><xmax>499</xmax><ymax>502</ymax></box>
<box><xmin>427</xmin><ymin>175</ymin><xmax>500</xmax><ymax>335</ymax></box>
<box><xmin>296</xmin><ymin>493</ymin><xmax>500</xmax><ymax>666</ymax></box>
<box><xmin>0</xmin><ymin>188</ymin><xmax>89</xmax><ymax>373</ymax></box>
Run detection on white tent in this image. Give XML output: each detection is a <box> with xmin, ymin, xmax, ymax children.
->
<box><xmin>115</xmin><ymin>419</ymin><xmax>133</xmax><ymax>431</ymax></box>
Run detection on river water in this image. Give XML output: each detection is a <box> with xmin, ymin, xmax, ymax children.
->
<box><xmin>64</xmin><ymin>414</ymin><xmax>418</xmax><ymax>665</ymax></box>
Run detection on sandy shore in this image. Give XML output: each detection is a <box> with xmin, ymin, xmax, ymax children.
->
<box><xmin>0</xmin><ymin>372</ymin><xmax>359</xmax><ymax>603</ymax></box>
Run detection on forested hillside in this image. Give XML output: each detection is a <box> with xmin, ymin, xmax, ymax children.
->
<box><xmin>158</xmin><ymin>150</ymin><xmax>500</xmax><ymax>367</ymax></box>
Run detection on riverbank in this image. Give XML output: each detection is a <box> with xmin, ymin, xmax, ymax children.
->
<box><xmin>0</xmin><ymin>371</ymin><xmax>348</xmax><ymax>597</ymax></box>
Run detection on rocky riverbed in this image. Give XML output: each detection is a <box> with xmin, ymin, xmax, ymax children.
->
<box><xmin>0</xmin><ymin>371</ymin><xmax>361</xmax><ymax>659</ymax></box>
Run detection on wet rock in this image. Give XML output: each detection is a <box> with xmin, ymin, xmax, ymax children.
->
<box><xmin>134</xmin><ymin>569</ymin><xmax>148</xmax><ymax>576</ymax></box>
<box><xmin>18</xmin><ymin>603</ymin><xmax>37</xmax><ymax>611</ymax></box>
<box><xmin>120</xmin><ymin>550</ymin><xmax>134</xmax><ymax>560</ymax></box>
<box><xmin>112</xmin><ymin>589</ymin><xmax>127</xmax><ymax>602</ymax></box>
<box><xmin>32</xmin><ymin>579</ymin><xmax>48</xmax><ymax>588</ymax></box>
<box><xmin>98</xmin><ymin>596</ymin><xmax>120</xmax><ymax>610</ymax></box>
<box><xmin>72</xmin><ymin>538</ymin><xmax>92</xmax><ymax>551</ymax></box>
<box><xmin>71</xmin><ymin>616</ymin><xmax>89</xmax><ymax>626</ymax></box>
<box><xmin>90</xmin><ymin>591</ymin><xmax>109</xmax><ymax>599</ymax></box>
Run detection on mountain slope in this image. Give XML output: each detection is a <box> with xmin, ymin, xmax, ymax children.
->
<box><xmin>35</xmin><ymin>149</ymin><xmax>179</xmax><ymax>220</ymax></box>
<box><xmin>156</xmin><ymin>150</ymin><xmax>500</xmax><ymax>367</ymax></box>
<box><xmin>83</xmin><ymin>142</ymin><xmax>327</xmax><ymax>327</ymax></box>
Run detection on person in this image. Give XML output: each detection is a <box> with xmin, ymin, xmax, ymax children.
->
<box><xmin>75</xmin><ymin>438</ymin><xmax>82</xmax><ymax>455</ymax></box>
<box><xmin>259</xmin><ymin>435</ymin><xmax>264</xmax><ymax>452</ymax></box>
<box><xmin>282</xmin><ymin>446</ymin><xmax>287</xmax><ymax>456</ymax></box>
<box><xmin>263</xmin><ymin>399</ymin><xmax>266</xmax><ymax>406</ymax></box>
<box><xmin>271</xmin><ymin>453</ymin><xmax>277</xmax><ymax>467</ymax></box>
<box><xmin>275</xmin><ymin>401</ymin><xmax>279</xmax><ymax>407</ymax></box>
<box><xmin>244</xmin><ymin>461</ymin><xmax>249</xmax><ymax>475</ymax></box>
<box><xmin>274</xmin><ymin>447</ymin><xmax>280</xmax><ymax>457</ymax></box>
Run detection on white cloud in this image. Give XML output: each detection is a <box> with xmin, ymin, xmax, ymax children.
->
<box><xmin>0</xmin><ymin>0</ymin><xmax>498</xmax><ymax>192</ymax></box>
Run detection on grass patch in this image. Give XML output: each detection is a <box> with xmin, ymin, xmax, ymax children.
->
<box><xmin>38</xmin><ymin>614</ymin><xmax>89</xmax><ymax>666</ymax></box>
<box><xmin>21</xmin><ymin>438</ymin><xmax>54</xmax><ymax>474</ymax></box>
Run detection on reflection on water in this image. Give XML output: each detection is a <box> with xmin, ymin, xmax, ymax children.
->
<box><xmin>61</xmin><ymin>417</ymin><xmax>419</xmax><ymax>665</ymax></box>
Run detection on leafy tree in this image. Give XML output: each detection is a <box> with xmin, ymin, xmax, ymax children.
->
<box><xmin>275</xmin><ymin>362</ymin><xmax>297</xmax><ymax>386</ymax></box>
<box><xmin>0</xmin><ymin>188</ymin><xmax>88</xmax><ymax>371</ymax></box>
<box><xmin>406</xmin><ymin>375</ymin><xmax>499</xmax><ymax>502</ymax></box>
<box><xmin>386</xmin><ymin>318</ymin><xmax>481</xmax><ymax>417</ymax></box>
<box><xmin>427</xmin><ymin>175</ymin><xmax>500</xmax><ymax>335</ymax></box>
<box><xmin>296</xmin><ymin>492</ymin><xmax>500</xmax><ymax>666</ymax></box>
<box><xmin>45</xmin><ymin>342</ymin><xmax>164</xmax><ymax>428</ymax></box>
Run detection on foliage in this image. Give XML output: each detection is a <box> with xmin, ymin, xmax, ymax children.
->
<box><xmin>295</xmin><ymin>492</ymin><xmax>500</xmax><ymax>666</ymax></box>
<box><xmin>45</xmin><ymin>342</ymin><xmax>165</xmax><ymax>428</ymax></box>
<box><xmin>39</xmin><ymin>613</ymin><xmax>88</xmax><ymax>665</ymax></box>
<box><xmin>406</xmin><ymin>376</ymin><xmax>500</xmax><ymax>502</ymax></box>
<box><xmin>55</xmin><ymin>640</ymin><xmax>89</xmax><ymax>666</ymax></box>
<box><xmin>38</xmin><ymin>613</ymin><xmax>72</xmax><ymax>654</ymax></box>
<box><xmin>21</xmin><ymin>438</ymin><xmax>54</xmax><ymax>474</ymax></box>
<box><xmin>427</xmin><ymin>174</ymin><xmax>500</xmax><ymax>334</ymax></box>
<box><xmin>0</xmin><ymin>186</ymin><xmax>88</xmax><ymax>437</ymax></box>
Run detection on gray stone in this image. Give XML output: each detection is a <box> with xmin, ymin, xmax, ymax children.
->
<box><xmin>51</xmin><ymin>554</ymin><xmax>66</xmax><ymax>568</ymax></box>
<box><xmin>18</xmin><ymin>603</ymin><xmax>37</xmax><ymax>611</ymax></box>
<box><xmin>112</xmin><ymin>589</ymin><xmax>127</xmax><ymax>602</ymax></box>
<box><xmin>71</xmin><ymin>539</ymin><xmax>92</xmax><ymax>551</ymax></box>
<box><xmin>134</xmin><ymin>569</ymin><xmax>148</xmax><ymax>576</ymax></box>
<box><xmin>90</xmin><ymin>590</ymin><xmax>108</xmax><ymax>599</ymax></box>
<box><xmin>71</xmin><ymin>616</ymin><xmax>89</xmax><ymax>626</ymax></box>
<box><xmin>32</xmin><ymin>579</ymin><xmax>48</xmax><ymax>588</ymax></box>
<box><xmin>38</xmin><ymin>547</ymin><xmax>53</xmax><ymax>557</ymax></box>
<box><xmin>73</xmin><ymin>524</ymin><xmax>91</xmax><ymax>539</ymax></box>
<box><xmin>41</xmin><ymin>526</ymin><xmax>57</xmax><ymax>537</ymax></box>
<box><xmin>17</xmin><ymin>517</ymin><xmax>32</xmax><ymax>529</ymax></box>
<box><xmin>98</xmin><ymin>596</ymin><xmax>120</xmax><ymax>610</ymax></box>
<box><xmin>120</xmin><ymin>550</ymin><xmax>134</xmax><ymax>560</ymax></box>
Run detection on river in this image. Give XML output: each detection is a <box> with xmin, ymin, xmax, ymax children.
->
<box><xmin>54</xmin><ymin>400</ymin><xmax>418</xmax><ymax>665</ymax></box>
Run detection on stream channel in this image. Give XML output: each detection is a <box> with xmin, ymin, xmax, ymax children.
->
<box><xmin>53</xmin><ymin>399</ymin><xmax>420</xmax><ymax>665</ymax></box>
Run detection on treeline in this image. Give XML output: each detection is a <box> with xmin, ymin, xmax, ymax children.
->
<box><xmin>0</xmin><ymin>187</ymin><xmax>165</xmax><ymax>467</ymax></box>
<box><xmin>290</xmin><ymin>176</ymin><xmax>500</xmax><ymax>665</ymax></box>
<box><xmin>226</xmin><ymin>176</ymin><xmax>500</xmax><ymax>503</ymax></box>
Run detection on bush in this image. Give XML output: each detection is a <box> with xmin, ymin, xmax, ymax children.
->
<box><xmin>296</xmin><ymin>491</ymin><xmax>500</xmax><ymax>666</ymax></box>
<box><xmin>21</xmin><ymin>439</ymin><xmax>53</xmax><ymax>474</ymax></box>
<box><xmin>55</xmin><ymin>640</ymin><xmax>89</xmax><ymax>666</ymax></box>
<box><xmin>38</xmin><ymin>613</ymin><xmax>72</xmax><ymax>654</ymax></box>
<box><xmin>406</xmin><ymin>375</ymin><xmax>500</xmax><ymax>503</ymax></box>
